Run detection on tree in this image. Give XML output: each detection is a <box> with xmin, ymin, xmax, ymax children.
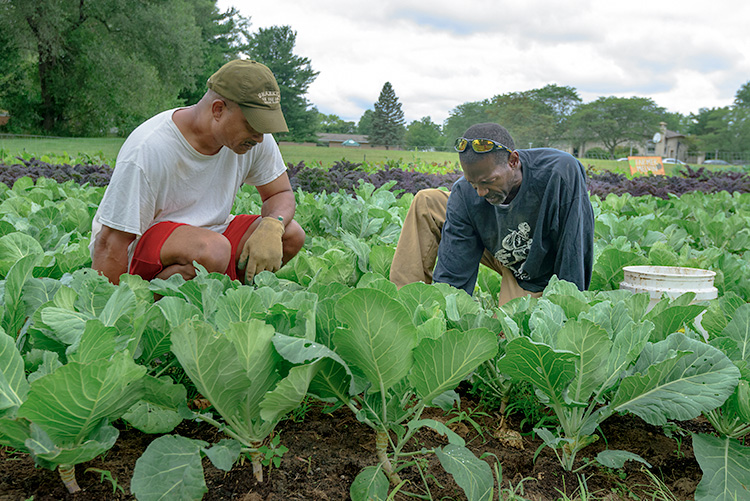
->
<box><xmin>316</xmin><ymin>110</ymin><xmax>356</xmax><ymax>134</ymax></box>
<box><xmin>370</xmin><ymin>82</ymin><xmax>405</xmax><ymax>148</ymax></box>
<box><xmin>526</xmin><ymin>84</ymin><xmax>581</xmax><ymax>142</ymax></box>
<box><xmin>442</xmin><ymin>100</ymin><xmax>493</xmax><ymax>149</ymax></box>
<box><xmin>244</xmin><ymin>25</ymin><xmax>319</xmax><ymax>142</ymax></box>
<box><xmin>178</xmin><ymin>1</ymin><xmax>249</xmax><ymax>106</ymax></box>
<box><xmin>0</xmin><ymin>0</ymin><xmax>229</xmax><ymax>136</ymax></box>
<box><xmin>569</xmin><ymin>96</ymin><xmax>664</xmax><ymax>158</ymax></box>
<box><xmin>485</xmin><ymin>92</ymin><xmax>556</xmax><ymax>149</ymax></box>
<box><xmin>689</xmin><ymin>106</ymin><xmax>750</xmax><ymax>160</ymax></box>
<box><xmin>404</xmin><ymin>117</ymin><xmax>444</xmax><ymax>150</ymax></box>
<box><xmin>442</xmin><ymin>85</ymin><xmax>581</xmax><ymax>151</ymax></box>
<box><xmin>735</xmin><ymin>81</ymin><xmax>750</xmax><ymax>108</ymax></box>
<box><xmin>357</xmin><ymin>109</ymin><xmax>375</xmax><ymax>136</ymax></box>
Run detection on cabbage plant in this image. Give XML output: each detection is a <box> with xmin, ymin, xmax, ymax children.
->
<box><xmin>130</xmin><ymin>273</ymin><xmax>332</xmax><ymax>500</ymax></box>
<box><xmin>0</xmin><ymin>322</ymin><xmax>159</xmax><ymax>493</ymax></box>
<box><xmin>307</xmin><ymin>282</ymin><xmax>499</xmax><ymax>501</ymax></box>
<box><xmin>494</xmin><ymin>278</ymin><xmax>740</xmax><ymax>471</ymax></box>
<box><xmin>692</xmin><ymin>296</ymin><xmax>750</xmax><ymax>500</ymax></box>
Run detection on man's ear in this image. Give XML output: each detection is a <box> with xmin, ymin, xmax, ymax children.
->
<box><xmin>508</xmin><ymin>150</ymin><xmax>521</xmax><ymax>169</ymax></box>
<box><xmin>211</xmin><ymin>99</ymin><xmax>227</xmax><ymax>120</ymax></box>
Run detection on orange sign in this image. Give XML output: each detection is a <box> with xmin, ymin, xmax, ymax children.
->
<box><xmin>628</xmin><ymin>156</ymin><xmax>665</xmax><ymax>176</ymax></box>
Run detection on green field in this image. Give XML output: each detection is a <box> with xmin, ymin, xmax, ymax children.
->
<box><xmin>0</xmin><ymin>134</ymin><xmax>685</xmax><ymax>176</ymax></box>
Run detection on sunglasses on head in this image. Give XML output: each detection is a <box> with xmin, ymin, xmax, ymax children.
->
<box><xmin>454</xmin><ymin>137</ymin><xmax>513</xmax><ymax>154</ymax></box>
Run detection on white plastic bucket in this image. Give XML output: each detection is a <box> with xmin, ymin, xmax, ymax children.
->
<box><xmin>620</xmin><ymin>265</ymin><xmax>718</xmax><ymax>339</ymax></box>
<box><xmin>619</xmin><ymin>265</ymin><xmax>718</xmax><ymax>309</ymax></box>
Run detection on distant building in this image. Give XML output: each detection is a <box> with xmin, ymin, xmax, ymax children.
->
<box><xmin>316</xmin><ymin>133</ymin><xmax>372</xmax><ymax>148</ymax></box>
<box><xmin>654</xmin><ymin>122</ymin><xmax>687</xmax><ymax>162</ymax></box>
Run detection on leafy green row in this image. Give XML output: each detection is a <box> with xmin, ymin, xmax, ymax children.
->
<box><xmin>1</xmin><ymin>175</ymin><xmax>749</xmax><ymax>500</ymax></box>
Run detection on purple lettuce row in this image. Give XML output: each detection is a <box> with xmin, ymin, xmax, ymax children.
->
<box><xmin>0</xmin><ymin>157</ymin><xmax>113</xmax><ymax>187</ymax></box>
<box><xmin>3</xmin><ymin>158</ymin><xmax>750</xmax><ymax>199</ymax></box>
<box><xmin>286</xmin><ymin>160</ymin><xmax>463</xmax><ymax>195</ymax></box>
<box><xmin>587</xmin><ymin>166</ymin><xmax>750</xmax><ymax>199</ymax></box>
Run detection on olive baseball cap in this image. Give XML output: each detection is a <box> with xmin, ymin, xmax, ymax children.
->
<box><xmin>207</xmin><ymin>59</ymin><xmax>288</xmax><ymax>134</ymax></box>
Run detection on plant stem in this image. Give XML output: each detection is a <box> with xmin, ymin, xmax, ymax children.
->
<box><xmin>249</xmin><ymin>444</ymin><xmax>264</xmax><ymax>482</ymax></box>
<box><xmin>58</xmin><ymin>464</ymin><xmax>80</xmax><ymax>493</ymax></box>
<box><xmin>376</xmin><ymin>429</ymin><xmax>401</xmax><ymax>485</ymax></box>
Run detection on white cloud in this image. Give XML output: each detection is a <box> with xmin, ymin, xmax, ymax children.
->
<box><xmin>219</xmin><ymin>0</ymin><xmax>750</xmax><ymax>123</ymax></box>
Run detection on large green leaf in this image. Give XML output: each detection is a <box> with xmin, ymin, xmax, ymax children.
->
<box><xmin>646</xmin><ymin>303</ymin><xmax>707</xmax><ymax>342</ymax></box>
<box><xmin>0</xmin><ymin>232</ymin><xmax>43</xmax><ymax>277</ymax></box>
<box><xmin>67</xmin><ymin>319</ymin><xmax>117</xmax><ymax>363</ymax></box>
<box><xmin>718</xmin><ymin>303</ymin><xmax>750</xmax><ymax>364</ymax></box>
<box><xmin>605</xmin><ymin>320</ymin><xmax>653</xmax><ymax>384</ymax></box>
<box><xmin>171</xmin><ymin>319</ymin><xmax>279</xmax><ymax>439</ymax></box>
<box><xmin>213</xmin><ymin>287</ymin><xmax>266</xmax><ymax>330</ymax></box>
<box><xmin>556</xmin><ymin>319</ymin><xmax>612</xmax><ymax>403</ymax></box>
<box><xmin>528</xmin><ymin>299</ymin><xmax>566</xmax><ymax>346</ymax></box>
<box><xmin>131</xmin><ymin>435</ymin><xmax>208</xmax><ymax>501</ymax></box>
<box><xmin>333</xmin><ymin>289</ymin><xmax>417</xmax><ymax>393</ymax></box>
<box><xmin>2</xmin><ymin>253</ymin><xmax>42</xmax><ymax>338</ymax></box>
<box><xmin>410</xmin><ymin>328</ymin><xmax>498</xmax><ymax>405</ymax></box>
<box><xmin>26</xmin><ymin>419</ymin><xmax>119</xmax><ymax>467</ymax></box>
<box><xmin>0</xmin><ymin>328</ymin><xmax>28</xmax><ymax>415</ymax></box>
<box><xmin>693</xmin><ymin>433</ymin><xmax>750</xmax><ymax>501</ymax></box>
<box><xmin>611</xmin><ymin>334</ymin><xmax>740</xmax><ymax>425</ymax></box>
<box><xmin>98</xmin><ymin>283</ymin><xmax>137</xmax><ymax>327</ymax></box>
<box><xmin>121</xmin><ymin>376</ymin><xmax>186</xmax><ymax>434</ymax></box>
<box><xmin>260</xmin><ymin>361</ymin><xmax>320</xmax><ymax>423</ymax></box>
<box><xmin>40</xmin><ymin>307</ymin><xmax>94</xmax><ymax>347</ymax></box>
<box><xmin>495</xmin><ymin>336</ymin><xmax>577</xmax><ymax>405</ymax></box>
<box><xmin>350</xmin><ymin>465</ymin><xmax>389</xmax><ymax>501</ymax></box>
<box><xmin>435</xmin><ymin>444</ymin><xmax>493</xmax><ymax>501</ymax></box>
<box><xmin>18</xmin><ymin>352</ymin><xmax>146</xmax><ymax>443</ymax></box>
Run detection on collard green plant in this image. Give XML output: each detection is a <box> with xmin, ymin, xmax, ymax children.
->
<box><xmin>691</xmin><ymin>300</ymin><xmax>750</xmax><ymax>501</ymax></box>
<box><xmin>494</xmin><ymin>278</ymin><xmax>740</xmax><ymax>471</ymax></box>
<box><xmin>0</xmin><ymin>322</ymin><xmax>159</xmax><ymax>493</ymax></box>
<box><xmin>306</xmin><ymin>284</ymin><xmax>499</xmax><ymax>501</ymax></box>
<box><xmin>133</xmin><ymin>272</ymin><xmax>336</xmax><ymax>498</ymax></box>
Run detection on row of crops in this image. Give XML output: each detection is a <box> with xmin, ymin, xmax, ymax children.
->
<box><xmin>0</xmin><ymin>165</ymin><xmax>749</xmax><ymax>500</ymax></box>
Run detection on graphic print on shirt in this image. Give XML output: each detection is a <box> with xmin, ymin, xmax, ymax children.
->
<box><xmin>494</xmin><ymin>222</ymin><xmax>533</xmax><ymax>280</ymax></box>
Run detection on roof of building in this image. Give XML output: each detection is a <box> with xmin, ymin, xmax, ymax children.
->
<box><xmin>317</xmin><ymin>133</ymin><xmax>370</xmax><ymax>143</ymax></box>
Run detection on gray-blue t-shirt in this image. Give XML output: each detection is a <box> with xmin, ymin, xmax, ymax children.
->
<box><xmin>433</xmin><ymin>148</ymin><xmax>594</xmax><ymax>295</ymax></box>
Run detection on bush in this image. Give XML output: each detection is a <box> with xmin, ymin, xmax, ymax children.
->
<box><xmin>584</xmin><ymin>147</ymin><xmax>609</xmax><ymax>159</ymax></box>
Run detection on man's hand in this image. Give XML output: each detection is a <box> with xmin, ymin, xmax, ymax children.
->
<box><xmin>237</xmin><ymin>216</ymin><xmax>285</xmax><ymax>284</ymax></box>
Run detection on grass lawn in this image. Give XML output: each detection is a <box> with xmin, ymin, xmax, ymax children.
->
<box><xmin>0</xmin><ymin>136</ymin><xmax>126</xmax><ymax>163</ymax></box>
<box><xmin>0</xmin><ymin>134</ymin><xmax>688</xmax><ymax>177</ymax></box>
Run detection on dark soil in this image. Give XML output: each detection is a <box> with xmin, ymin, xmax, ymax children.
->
<box><xmin>0</xmin><ymin>395</ymin><xmax>709</xmax><ymax>501</ymax></box>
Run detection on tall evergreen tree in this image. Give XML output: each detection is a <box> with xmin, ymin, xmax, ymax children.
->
<box><xmin>244</xmin><ymin>25</ymin><xmax>319</xmax><ymax>142</ymax></box>
<box><xmin>370</xmin><ymin>82</ymin><xmax>405</xmax><ymax>148</ymax></box>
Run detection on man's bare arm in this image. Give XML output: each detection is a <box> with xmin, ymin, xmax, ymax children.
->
<box><xmin>255</xmin><ymin>172</ymin><xmax>296</xmax><ymax>226</ymax></box>
<box><xmin>92</xmin><ymin>225</ymin><xmax>137</xmax><ymax>285</ymax></box>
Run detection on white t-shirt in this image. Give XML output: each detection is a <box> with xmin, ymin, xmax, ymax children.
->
<box><xmin>90</xmin><ymin>108</ymin><xmax>287</xmax><ymax>266</ymax></box>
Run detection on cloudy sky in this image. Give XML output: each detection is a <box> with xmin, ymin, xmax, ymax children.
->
<box><xmin>218</xmin><ymin>0</ymin><xmax>749</xmax><ymax>125</ymax></box>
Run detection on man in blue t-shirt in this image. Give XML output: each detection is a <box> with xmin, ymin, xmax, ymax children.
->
<box><xmin>390</xmin><ymin>122</ymin><xmax>594</xmax><ymax>306</ymax></box>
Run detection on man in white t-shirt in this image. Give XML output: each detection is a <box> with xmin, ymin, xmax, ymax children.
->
<box><xmin>90</xmin><ymin>59</ymin><xmax>305</xmax><ymax>285</ymax></box>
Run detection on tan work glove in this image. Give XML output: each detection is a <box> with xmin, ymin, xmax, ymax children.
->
<box><xmin>237</xmin><ymin>216</ymin><xmax>285</xmax><ymax>284</ymax></box>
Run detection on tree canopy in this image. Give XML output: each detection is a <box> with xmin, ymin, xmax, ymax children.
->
<box><xmin>568</xmin><ymin>96</ymin><xmax>664</xmax><ymax>158</ymax></box>
<box><xmin>442</xmin><ymin>84</ymin><xmax>581</xmax><ymax>150</ymax></box>
<box><xmin>0</xmin><ymin>0</ymin><xmax>246</xmax><ymax>136</ymax></box>
<box><xmin>404</xmin><ymin>117</ymin><xmax>444</xmax><ymax>150</ymax></box>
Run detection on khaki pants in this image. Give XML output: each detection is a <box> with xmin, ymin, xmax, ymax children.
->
<box><xmin>390</xmin><ymin>189</ymin><xmax>542</xmax><ymax>307</ymax></box>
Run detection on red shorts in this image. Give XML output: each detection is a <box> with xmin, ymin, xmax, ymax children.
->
<box><xmin>129</xmin><ymin>215</ymin><xmax>260</xmax><ymax>281</ymax></box>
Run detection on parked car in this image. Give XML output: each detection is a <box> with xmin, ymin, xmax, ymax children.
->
<box><xmin>703</xmin><ymin>159</ymin><xmax>730</xmax><ymax>165</ymax></box>
<box><xmin>662</xmin><ymin>158</ymin><xmax>687</xmax><ymax>165</ymax></box>
<box><xmin>616</xmin><ymin>157</ymin><xmax>629</xmax><ymax>162</ymax></box>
